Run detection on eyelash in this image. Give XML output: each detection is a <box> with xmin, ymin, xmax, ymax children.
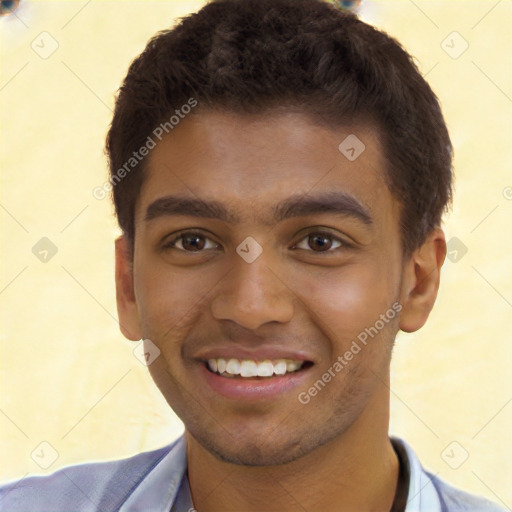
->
<box><xmin>161</xmin><ymin>229</ymin><xmax>351</xmax><ymax>254</ymax></box>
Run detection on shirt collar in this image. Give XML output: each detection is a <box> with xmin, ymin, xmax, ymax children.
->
<box><xmin>118</xmin><ymin>435</ymin><xmax>190</xmax><ymax>512</ymax></box>
<box><xmin>118</xmin><ymin>434</ymin><xmax>441</xmax><ymax>512</ymax></box>
<box><xmin>393</xmin><ymin>436</ymin><xmax>442</xmax><ymax>512</ymax></box>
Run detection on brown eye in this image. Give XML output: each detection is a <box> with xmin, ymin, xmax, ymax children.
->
<box><xmin>294</xmin><ymin>232</ymin><xmax>346</xmax><ymax>253</ymax></box>
<box><xmin>180</xmin><ymin>233</ymin><xmax>206</xmax><ymax>251</ymax></box>
<box><xmin>162</xmin><ymin>231</ymin><xmax>219</xmax><ymax>252</ymax></box>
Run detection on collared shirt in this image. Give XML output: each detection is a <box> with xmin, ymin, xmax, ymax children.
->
<box><xmin>0</xmin><ymin>434</ymin><xmax>506</xmax><ymax>511</ymax></box>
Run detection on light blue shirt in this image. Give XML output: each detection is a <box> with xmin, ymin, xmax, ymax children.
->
<box><xmin>0</xmin><ymin>435</ymin><xmax>506</xmax><ymax>511</ymax></box>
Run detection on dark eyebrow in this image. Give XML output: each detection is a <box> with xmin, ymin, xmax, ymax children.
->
<box><xmin>144</xmin><ymin>191</ymin><xmax>373</xmax><ymax>226</ymax></box>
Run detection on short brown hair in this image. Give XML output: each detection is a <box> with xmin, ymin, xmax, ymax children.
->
<box><xmin>105</xmin><ymin>0</ymin><xmax>453</xmax><ymax>256</ymax></box>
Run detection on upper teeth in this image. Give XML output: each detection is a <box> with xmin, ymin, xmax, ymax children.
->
<box><xmin>207</xmin><ymin>358</ymin><xmax>304</xmax><ymax>377</ymax></box>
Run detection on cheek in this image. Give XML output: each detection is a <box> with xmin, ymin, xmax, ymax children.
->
<box><xmin>133</xmin><ymin>261</ymin><xmax>205</xmax><ymax>338</ymax></box>
<box><xmin>299</xmin><ymin>262</ymin><xmax>397</xmax><ymax>338</ymax></box>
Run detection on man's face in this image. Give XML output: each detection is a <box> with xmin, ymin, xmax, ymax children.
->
<box><xmin>122</xmin><ymin>111</ymin><xmax>406</xmax><ymax>466</ymax></box>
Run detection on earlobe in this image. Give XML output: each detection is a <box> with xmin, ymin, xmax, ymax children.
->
<box><xmin>115</xmin><ymin>236</ymin><xmax>143</xmax><ymax>341</ymax></box>
<box><xmin>398</xmin><ymin>228</ymin><xmax>447</xmax><ymax>333</ymax></box>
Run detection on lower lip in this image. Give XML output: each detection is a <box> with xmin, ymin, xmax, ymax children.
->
<box><xmin>198</xmin><ymin>362</ymin><xmax>313</xmax><ymax>401</ymax></box>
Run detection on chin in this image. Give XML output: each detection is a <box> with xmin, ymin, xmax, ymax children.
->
<box><xmin>188</xmin><ymin>421</ymin><xmax>343</xmax><ymax>467</ymax></box>
<box><xmin>202</xmin><ymin>438</ymin><xmax>308</xmax><ymax>467</ymax></box>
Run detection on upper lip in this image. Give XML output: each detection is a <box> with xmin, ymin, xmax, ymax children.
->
<box><xmin>195</xmin><ymin>346</ymin><xmax>315</xmax><ymax>363</ymax></box>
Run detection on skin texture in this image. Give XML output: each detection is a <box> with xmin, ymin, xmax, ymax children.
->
<box><xmin>115</xmin><ymin>111</ymin><xmax>447</xmax><ymax>511</ymax></box>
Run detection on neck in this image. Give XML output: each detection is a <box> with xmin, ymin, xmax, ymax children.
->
<box><xmin>186</xmin><ymin>383</ymin><xmax>399</xmax><ymax>512</ymax></box>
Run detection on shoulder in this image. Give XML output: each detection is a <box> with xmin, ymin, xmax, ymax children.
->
<box><xmin>391</xmin><ymin>437</ymin><xmax>507</xmax><ymax>512</ymax></box>
<box><xmin>0</xmin><ymin>437</ymin><xmax>181</xmax><ymax>512</ymax></box>
<box><xmin>427</xmin><ymin>471</ymin><xmax>508</xmax><ymax>512</ymax></box>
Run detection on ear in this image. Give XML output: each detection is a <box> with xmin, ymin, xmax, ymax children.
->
<box><xmin>115</xmin><ymin>235</ymin><xmax>142</xmax><ymax>341</ymax></box>
<box><xmin>398</xmin><ymin>228</ymin><xmax>447</xmax><ymax>333</ymax></box>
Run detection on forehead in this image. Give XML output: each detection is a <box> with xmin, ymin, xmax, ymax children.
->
<box><xmin>137</xmin><ymin>111</ymin><xmax>395</xmax><ymax>227</ymax></box>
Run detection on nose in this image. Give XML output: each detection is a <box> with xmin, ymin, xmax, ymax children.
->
<box><xmin>211</xmin><ymin>252</ymin><xmax>294</xmax><ymax>330</ymax></box>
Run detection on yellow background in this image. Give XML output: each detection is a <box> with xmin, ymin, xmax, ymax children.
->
<box><xmin>1</xmin><ymin>0</ymin><xmax>511</xmax><ymax>508</ymax></box>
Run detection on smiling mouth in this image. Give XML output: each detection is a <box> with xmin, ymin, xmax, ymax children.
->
<box><xmin>205</xmin><ymin>358</ymin><xmax>314</xmax><ymax>378</ymax></box>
